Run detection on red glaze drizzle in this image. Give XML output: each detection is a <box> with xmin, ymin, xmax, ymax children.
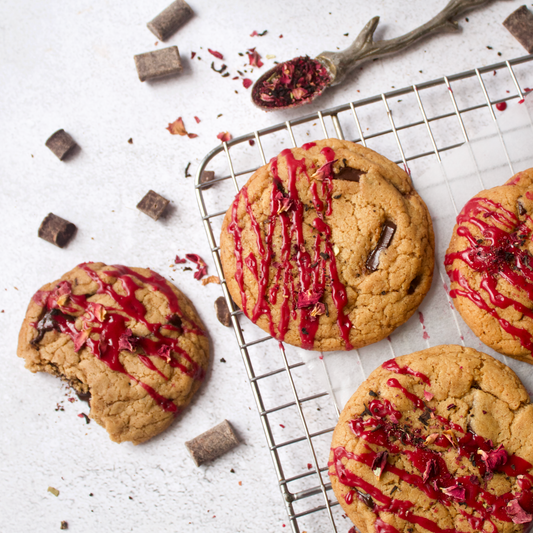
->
<box><xmin>227</xmin><ymin>146</ymin><xmax>353</xmax><ymax>349</ymax></box>
<box><xmin>382</xmin><ymin>358</ymin><xmax>431</xmax><ymax>385</ymax></box>
<box><xmin>330</xmin><ymin>360</ymin><xmax>533</xmax><ymax>531</ymax></box>
<box><xmin>444</xmin><ymin>197</ymin><xmax>533</xmax><ymax>353</ymax></box>
<box><xmin>31</xmin><ymin>263</ymin><xmax>206</xmax><ymax>413</ymax></box>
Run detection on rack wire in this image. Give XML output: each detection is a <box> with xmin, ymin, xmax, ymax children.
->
<box><xmin>195</xmin><ymin>55</ymin><xmax>533</xmax><ymax>533</ymax></box>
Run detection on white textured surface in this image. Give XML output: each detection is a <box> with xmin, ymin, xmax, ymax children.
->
<box><xmin>0</xmin><ymin>1</ymin><xmax>530</xmax><ymax>532</ymax></box>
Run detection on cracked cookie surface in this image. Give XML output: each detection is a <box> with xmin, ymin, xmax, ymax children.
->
<box><xmin>329</xmin><ymin>344</ymin><xmax>533</xmax><ymax>533</ymax></box>
<box><xmin>17</xmin><ymin>262</ymin><xmax>209</xmax><ymax>444</ymax></box>
<box><xmin>445</xmin><ymin>169</ymin><xmax>533</xmax><ymax>364</ymax></box>
<box><xmin>220</xmin><ymin>139</ymin><xmax>434</xmax><ymax>351</ymax></box>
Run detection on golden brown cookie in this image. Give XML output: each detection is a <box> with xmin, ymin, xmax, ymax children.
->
<box><xmin>17</xmin><ymin>262</ymin><xmax>209</xmax><ymax>444</ymax></box>
<box><xmin>329</xmin><ymin>345</ymin><xmax>533</xmax><ymax>533</ymax></box>
<box><xmin>220</xmin><ymin>139</ymin><xmax>434</xmax><ymax>351</ymax></box>
<box><xmin>445</xmin><ymin>169</ymin><xmax>533</xmax><ymax>364</ymax></box>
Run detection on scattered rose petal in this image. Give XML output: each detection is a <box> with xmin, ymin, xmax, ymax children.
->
<box><xmin>246</xmin><ymin>47</ymin><xmax>264</xmax><ymax>68</ymax></box>
<box><xmin>441</xmin><ymin>484</ymin><xmax>466</xmax><ymax>500</ymax></box>
<box><xmin>201</xmin><ymin>275</ymin><xmax>221</xmax><ymax>286</ymax></box>
<box><xmin>187</xmin><ymin>133</ymin><xmax>198</xmax><ymax>139</ymax></box>
<box><xmin>478</xmin><ymin>444</ymin><xmax>508</xmax><ymax>472</ymax></box>
<box><xmin>243</xmin><ymin>78</ymin><xmax>253</xmax><ymax>89</ymax></box>
<box><xmin>157</xmin><ymin>344</ymin><xmax>172</xmax><ymax>362</ymax></box>
<box><xmin>249</xmin><ymin>140</ymin><xmax>255</xmax><ymax>146</ymax></box>
<box><xmin>250</xmin><ymin>30</ymin><xmax>267</xmax><ymax>37</ymax></box>
<box><xmin>78</xmin><ymin>413</ymin><xmax>90</xmax><ymax>424</ymax></box>
<box><xmin>217</xmin><ymin>131</ymin><xmax>232</xmax><ymax>143</ymax></box>
<box><xmin>424</xmin><ymin>391</ymin><xmax>434</xmax><ymax>401</ymax></box>
<box><xmin>208</xmin><ymin>49</ymin><xmax>223</xmax><ymax>60</ymax></box>
<box><xmin>423</xmin><ymin>458</ymin><xmax>438</xmax><ymax>482</ymax></box>
<box><xmin>194</xmin><ymin>116</ymin><xmax>201</xmax><ymax>124</ymax></box>
<box><xmin>297</xmin><ymin>288</ymin><xmax>324</xmax><ymax>308</ymax></box>
<box><xmin>191</xmin><ymin>51</ymin><xmax>196</xmax><ymax>59</ymax></box>
<box><xmin>310</xmin><ymin>302</ymin><xmax>326</xmax><ymax>318</ymax></box>
<box><xmin>371</xmin><ymin>451</ymin><xmax>388</xmax><ymax>479</ymax></box>
<box><xmin>311</xmin><ymin>160</ymin><xmax>337</xmax><ymax>180</ymax></box>
<box><xmin>186</xmin><ymin>253</ymin><xmax>208</xmax><ymax>280</ymax></box>
<box><xmin>507</xmin><ymin>499</ymin><xmax>533</xmax><ymax>524</ymax></box>
<box><xmin>175</xmin><ymin>255</ymin><xmax>187</xmax><ymax>264</ymax></box>
<box><xmin>118</xmin><ymin>329</ymin><xmax>138</xmax><ymax>352</ymax></box>
<box><xmin>166</xmin><ymin>117</ymin><xmax>187</xmax><ymax>136</ymax></box>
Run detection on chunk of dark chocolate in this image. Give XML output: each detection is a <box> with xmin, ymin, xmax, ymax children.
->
<box><xmin>335</xmin><ymin>167</ymin><xmax>365</xmax><ymax>182</ymax></box>
<box><xmin>147</xmin><ymin>0</ymin><xmax>193</xmax><ymax>41</ymax></box>
<box><xmin>45</xmin><ymin>130</ymin><xmax>77</xmax><ymax>160</ymax></box>
<box><xmin>518</xmin><ymin>200</ymin><xmax>527</xmax><ymax>216</ymax></box>
<box><xmin>185</xmin><ymin>420</ymin><xmax>239</xmax><ymax>466</ymax></box>
<box><xmin>38</xmin><ymin>213</ymin><xmax>77</xmax><ymax>248</ymax></box>
<box><xmin>215</xmin><ymin>296</ymin><xmax>232</xmax><ymax>327</ymax></box>
<box><xmin>134</xmin><ymin>46</ymin><xmax>182</xmax><ymax>82</ymax></box>
<box><xmin>503</xmin><ymin>6</ymin><xmax>533</xmax><ymax>53</ymax></box>
<box><xmin>31</xmin><ymin>308</ymin><xmax>61</xmax><ymax>345</ymax></box>
<box><xmin>200</xmin><ymin>170</ymin><xmax>216</xmax><ymax>189</ymax></box>
<box><xmin>365</xmin><ymin>221</ymin><xmax>397</xmax><ymax>272</ymax></box>
<box><xmin>136</xmin><ymin>190</ymin><xmax>170</xmax><ymax>220</ymax></box>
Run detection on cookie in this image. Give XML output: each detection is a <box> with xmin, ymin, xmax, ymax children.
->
<box><xmin>220</xmin><ymin>139</ymin><xmax>434</xmax><ymax>351</ymax></box>
<box><xmin>329</xmin><ymin>345</ymin><xmax>533</xmax><ymax>533</ymax></box>
<box><xmin>445</xmin><ymin>169</ymin><xmax>533</xmax><ymax>364</ymax></box>
<box><xmin>17</xmin><ymin>262</ymin><xmax>209</xmax><ymax>444</ymax></box>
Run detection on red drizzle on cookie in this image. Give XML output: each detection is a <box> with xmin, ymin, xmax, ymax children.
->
<box><xmin>31</xmin><ymin>263</ymin><xmax>206</xmax><ymax>413</ymax></box>
<box><xmin>444</xmin><ymin>197</ymin><xmax>533</xmax><ymax>353</ymax></box>
<box><xmin>329</xmin><ymin>360</ymin><xmax>533</xmax><ymax>532</ymax></box>
<box><xmin>227</xmin><ymin>147</ymin><xmax>353</xmax><ymax>349</ymax></box>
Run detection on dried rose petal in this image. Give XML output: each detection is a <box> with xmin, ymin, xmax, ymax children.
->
<box><xmin>217</xmin><ymin>131</ymin><xmax>232</xmax><ymax>143</ymax></box>
<box><xmin>297</xmin><ymin>288</ymin><xmax>324</xmax><ymax>308</ymax></box>
<box><xmin>243</xmin><ymin>78</ymin><xmax>253</xmax><ymax>89</ymax></box>
<box><xmin>371</xmin><ymin>451</ymin><xmax>388</xmax><ymax>479</ymax></box>
<box><xmin>208</xmin><ymin>49</ymin><xmax>223</xmax><ymax>60</ymax></box>
<box><xmin>424</xmin><ymin>433</ymin><xmax>439</xmax><ymax>445</ymax></box>
<box><xmin>422</xmin><ymin>458</ymin><xmax>438</xmax><ymax>483</ymax></box>
<box><xmin>186</xmin><ymin>253</ymin><xmax>208</xmax><ymax>280</ymax></box>
<box><xmin>310</xmin><ymin>302</ymin><xmax>326</xmax><ymax>318</ymax></box>
<box><xmin>166</xmin><ymin>117</ymin><xmax>187</xmax><ymax>136</ymax></box>
<box><xmin>247</xmin><ymin>47</ymin><xmax>263</xmax><ymax>68</ymax></box>
<box><xmin>118</xmin><ymin>329</ymin><xmax>138</xmax><ymax>352</ymax></box>
<box><xmin>507</xmin><ymin>499</ymin><xmax>533</xmax><ymax>524</ymax></box>
<box><xmin>191</xmin><ymin>51</ymin><xmax>196</xmax><ymax>59</ymax></box>
<box><xmin>250</xmin><ymin>30</ymin><xmax>258</xmax><ymax>37</ymax></box>
<box><xmin>311</xmin><ymin>160</ymin><xmax>337</xmax><ymax>180</ymax></box>
<box><xmin>443</xmin><ymin>430</ymin><xmax>458</xmax><ymax>448</ymax></box>
<box><xmin>194</xmin><ymin>116</ymin><xmax>201</xmax><ymax>124</ymax></box>
<box><xmin>423</xmin><ymin>391</ymin><xmax>434</xmax><ymax>401</ymax></box>
<box><xmin>441</xmin><ymin>484</ymin><xmax>466</xmax><ymax>500</ymax></box>
<box><xmin>478</xmin><ymin>444</ymin><xmax>508</xmax><ymax>471</ymax></box>
<box><xmin>157</xmin><ymin>344</ymin><xmax>172</xmax><ymax>362</ymax></box>
<box><xmin>175</xmin><ymin>255</ymin><xmax>187</xmax><ymax>264</ymax></box>
<box><xmin>187</xmin><ymin>133</ymin><xmax>198</xmax><ymax>139</ymax></box>
<box><xmin>73</xmin><ymin>329</ymin><xmax>90</xmax><ymax>352</ymax></box>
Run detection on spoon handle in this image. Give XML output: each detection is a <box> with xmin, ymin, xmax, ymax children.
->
<box><xmin>317</xmin><ymin>0</ymin><xmax>494</xmax><ymax>86</ymax></box>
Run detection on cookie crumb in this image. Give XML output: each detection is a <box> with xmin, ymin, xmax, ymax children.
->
<box><xmin>60</xmin><ymin>521</ymin><xmax>68</xmax><ymax>530</ymax></box>
<box><xmin>48</xmin><ymin>487</ymin><xmax>60</xmax><ymax>497</ymax></box>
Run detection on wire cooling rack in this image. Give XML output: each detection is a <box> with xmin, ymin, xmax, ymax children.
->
<box><xmin>195</xmin><ymin>54</ymin><xmax>533</xmax><ymax>533</ymax></box>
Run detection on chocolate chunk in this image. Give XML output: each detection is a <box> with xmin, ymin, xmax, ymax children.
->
<box><xmin>134</xmin><ymin>46</ymin><xmax>183</xmax><ymax>82</ymax></box>
<box><xmin>369</xmin><ymin>390</ymin><xmax>378</xmax><ymax>397</ymax></box>
<box><xmin>136</xmin><ymin>190</ymin><xmax>170</xmax><ymax>220</ymax></box>
<box><xmin>31</xmin><ymin>308</ymin><xmax>61</xmax><ymax>345</ymax></box>
<box><xmin>200</xmin><ymin>170</ymin><xmax>216</xmax><ymax>190</ymax></box>
<box><xmin>75</xmin><ymin>390</ymin><xmax>91</xmax><ymax>404</ymax></box>
<box><xmin>185</xmin><ymin>419</ymin><xmax>239</xmax><ymax>466</ymax></box>
<box><xmin>407</xmin><ymin>275</ymin><xmax>421</xmax><ymax>295</ymax></box>
<box><xmin>357</xmin><ymin>490</ymin><xmax>375</xmax><ymax>509</ymax></box>
<box><xmin>215</xmin><ymin>296</ymin><xmax>232</xmax><ymax>327</ymax></box>
<box><xmin>60</xmin><ymin>521</ymin><xmax>68</xmax><ymax>530</ymax></box>
<box><xmin>418</xmin><ymin>407</ymin><xmax>431</xmax><ymax>426</ymax></box>
<box><xmin>365</xmin><ymin>221</ymin><xmax>397</xmax><ymax>272</ymax></box>
<box><xmin>335</xmin><ymin>167</ymin><xmax>365</xmax><ymax>182</ymax></box>
<box><xmin>38</xmin><ymin>213</ymin><xmax>77</xmax><ymax>248</ymax></box>
<box><xmin>167</xmin><ymin>314</ymin><xmax>183</xmax><ymax>329</ymax></box>
<box><xmin>45</xmin><ymin>130</ymin><xmax>77</xmax><ymax>160</ymax></box>
<box><xmin>518</xmin><ymin>200</ymin><xmax>527</xmax><ymax>216</ymax></box>
<box><xmin>503</xmin><ymin>6</ymin><xmax>533</xmax><ymax>53</ymax></box>
<box><xmin>147</xmin><ymin>0</ymin><xmax>193</xmax><ymax>41</ymax></box>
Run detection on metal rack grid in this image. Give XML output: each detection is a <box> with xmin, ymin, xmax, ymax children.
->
<box><xmin>195</xmin><ymin>54</ymin><xmax>533</xmax><ymax>533</ymax></box>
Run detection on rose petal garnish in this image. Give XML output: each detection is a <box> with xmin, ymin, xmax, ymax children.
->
<box><xmin>424</xmin><ymin>391</ymin><xmax>434</xmax><ymax>401</ymax></box>
<box><xmin>507</xmin><ymin>499</ymin><xmax>533</xmax><ymax>524</ymax></box>
<box><xmin>310</xmin><ymin>302</ymin><xmax>326</xmax><ymax>318</ymax></box>
<box><xmin>311</xmin><ymin>160</ymin><xmax>337</xmax><ymax>180</ymax></box>
<box><xmin>297</xmin><ymin>288</ymin><xmax>324</xmax><ymax>308</ymax></box>
<box><xmin>247</xmin><ymin>47</ymin><xmax>263</xmax><ymax>68</ymax></box>
<box><xmin>175</xmin><ymin>255</ymin><xmax>187</xmax><ymax>264</ymax></box>
<box><xmin>441</xmin><ymin>484</ymin><xmax>466</xmax><ymax>501</ymax></box>
<box><xmin>157</xmin><ymin>344</ymin><xmax>172</xmax><ymax>362</ymax></box>
<box><xmin>118</xmin><ymin>329</ymin><xmax>138</xmax><ymax>352</ymax></box>
<box><xmin>186</xmin><ymin>253</ymin><xmax>208</xmax><ymax>280</ymax></box>
<box><xmin>187</xmin><ymin>133</ymin><xmax>198</xmax><ymax>139</ymax></box>
<box><xmin>208</xmin><ymin>49</ymin><xmax>223</xmax><ymax>60</ymax></box>
<box><xmin>443</xmin><ymin>430</ymin><xmax>458</xmax><ymax>448</ymax></box>
<box><xmin>422</xmin><ymin>458</ymin><xmax>438</xmax><ymax>483</ymax></box>
<box><xmin>191</xmin><ymin>52</ymin><xmax>196</xmax><ymax>59</ymax></box>
<box><xmin>217</xmin><ymin>131</ymin><xmax>232</xmax><ymax>143</ymax></box>
<box><xmin>194</xmin><ymin>116</ymin><xmax>201</xmax><ymax>124</ymax></box>
<box><xmin>243</xmin><ymin>78</ymin><xmax>253</xmax><ymax>89</ymax></box>
<box><xmin>166</xmin><ymin>117</ymin><xmax>187</xmax><ymax>136</ymax></box>
<box><xmin>371</xmin><ymin>451</ymin><xmax>388</xmax><ymax>479</ymax></box>
<box><xmin>424</xmin><ymin>433</ymin><xmax>440</xmax><ymax>445</ymax></box>
<box><xmin>73</xmin><ymin>329</ymin><xmax>90</xmax><ymax>352</ymax></box>
<box><xmin>478</xmin><ymin>444</ymin><xmax>508</xmax><ymax>472</ymax></box>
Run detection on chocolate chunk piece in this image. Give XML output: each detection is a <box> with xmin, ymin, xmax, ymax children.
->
<box><xmin>38</xmin><ymin>213</ymin><xmax>77</xmax><ymax>248</ymax></box>
<box><xmin>147</xmin><ymin>0</ymin><xmax>193</xmax><ymax>41</ymax></box>
<box><xmin>60</xmin><ymin>521</ymin><xmax>68</xmax><ymax>530</ymax></box>
<box><xmin>45</xmin><ymin>130</ymin><xmax>77</xmax><ymax>160</ymax></box>
<box><xmin>518</xmin><ymin>200</ymin><xmax>527</xmax><ymax>216</ymax></box>
<box><xmin>31</xmin><ymin>308</ymin><xmax>61</xmax><ymax>345</ymax></box>
<box><xmin>335</xmin><ymin>167</ymin><xmax>365</xmax><ymax>182</ymax></box>
<box><xmin>185</xmin><ymin>420</ymin><xmax>239</xmax><ymax>466</ymax></box>
<box><xmin>365</xmin><ymin>221</ymin><xmax>397</xmax><ymax>272</ymax></box>
<box><xmin>503</xmin><ymin>6</ymin><xmax>533</xmax><ymax>53</ymax></box>
<box><xmin>200</xmin><ymin>170</ymin><xmax>216</xmax><ymax>189</ymax></box>
<box><xmin>136</xmin><ymin>190</ymin><xmax>170</xmax><ymax>220</ymax></box>
<box><xmin>134</xmin><ymin>46</ymin><xmax>183</xmax><ymax>82</ymax></box>
<box><xmin>215</xmin><ymin>296</ymin><xmax>232</xmax><ymax>327</ymax></box>
<box><xmin>75</xmin><ymin>389</ymin><xmax>91</xmax><ymax>404</ymax></box>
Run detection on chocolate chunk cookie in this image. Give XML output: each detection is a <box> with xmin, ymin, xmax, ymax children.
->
<box><xmin>17</xmin><ymin>262</ymin><xmax>209</xmax><ymax>444</ymax></box>
<box><xmin>329</xmin><ymin>345</ymin><xmax>533</xmax><ymax>533</ymax></box>
<box><xmin>445</xmin><ymin>169</ymin><xmax>533</xmax><ymax>364</ymax></box>
<box><xmin>220</xmin><ymin>139</ymin><xmax>434</xmax><ymax>351</ymax></box>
